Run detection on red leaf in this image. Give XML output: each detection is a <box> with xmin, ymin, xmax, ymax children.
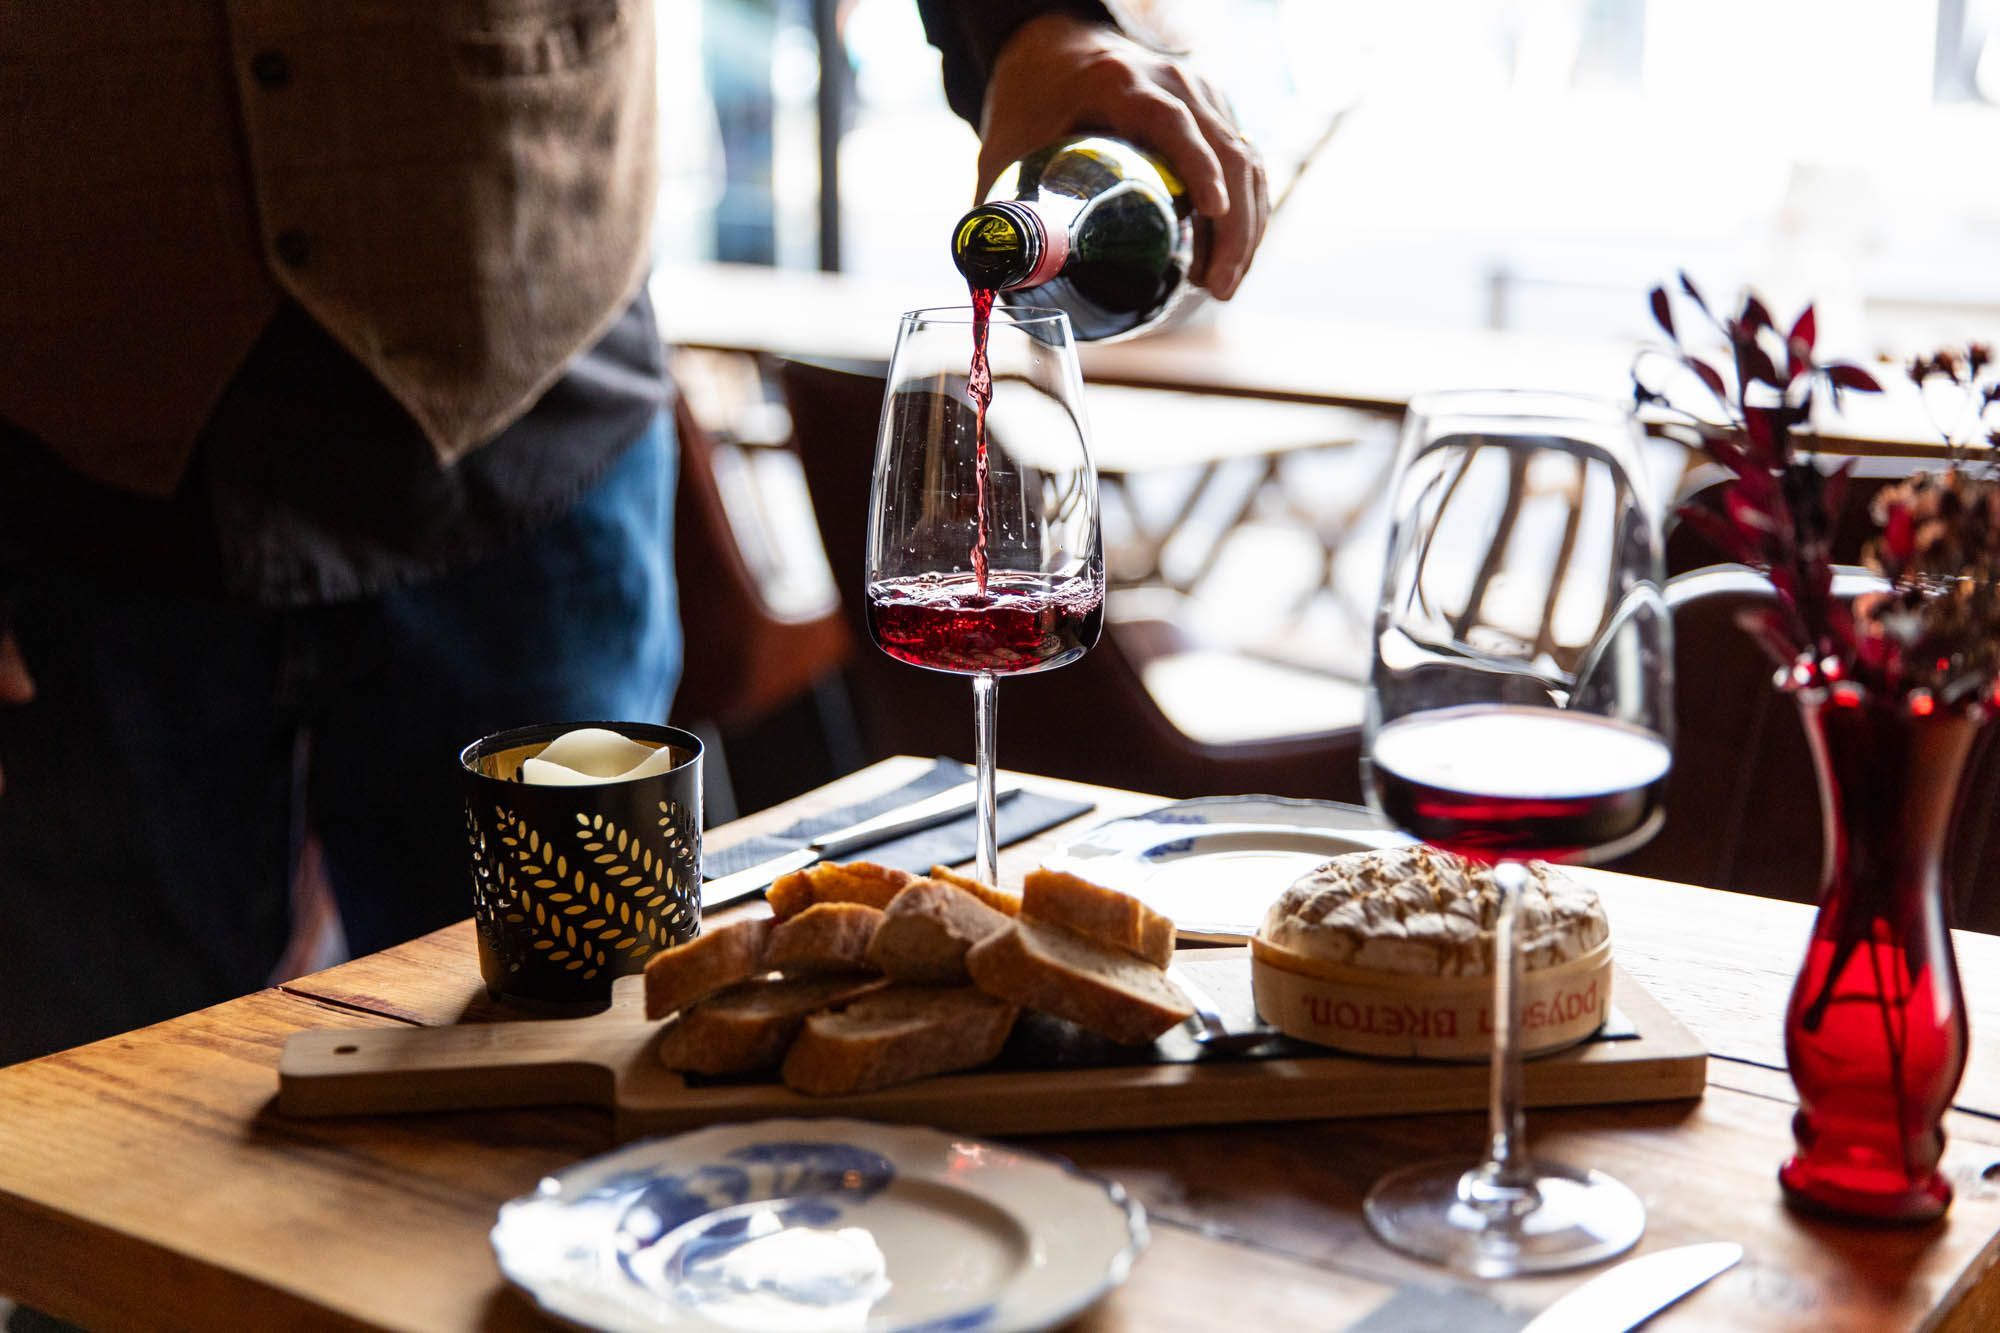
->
<box><xmin>1743</xmin><ymin>406</ymin><xmax>1776</xmax><ymax>464</ymax></box>
<box><xmin>1825</xmin><ymin>363</ymin><xmax>1882</xmax><ymax>393</ymax></box>
<box><xmin>1679</xmin><ymin>271</ymin><xmax>1712</xmax><ymax>319</ymax></box>
<box><xmin>1742</xmin><ymin>295</ymin><xmax>1774</xmax><ymax>331</ymax></box>
<box><xmin>1674</xmin><ymin>504</ymin><xmax>1749</xmax><ymax>560</ymax></box>
<box><xmin>1705</xmin><ymin>433</ymin><xmax>1756</xmax><ymax>478</ymax></box>
<box><xmin>1684</xmin><ymin>356</ymin><xmax>1727</xmax><ymax>398</ymax></box>
<box><xmin>1787</xmin><ymin>305</ymin><xmax>1816</xmax><ymax>380</ymax></box>
<box><xmin>1649</xmin><ymin>286</ymin><xmax>1675</xmax><ymax>341</ymax></box>
<box><xmin>1738</xmin><ymin>339</ymin><xmax>1782</xmax><ymax>388</ymax></box>
<box><xmin>1727</xmin><ymin>486</ymin><xmax>1779</xmax><ymax>536</ymax></box>
<box><xmin>1734</xmin><ymin>605</ymin><xmax>1803</xmax><ymax>670</ymax></box>
<box><xmin>1883</xmin><ymin>504</ymin><xmax>1915</xmax><ymax>561</ymax></box>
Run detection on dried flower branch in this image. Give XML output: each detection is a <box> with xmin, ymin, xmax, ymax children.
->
<box><xmin>1634</xmin><ymin>272</ymin><xmax>1881</xmax><ymax>675</ymax></box>
<box><xmin>1639</xmin><ymin>285</ymin><xmax>2000</xmax><ymax>710</ymax></box>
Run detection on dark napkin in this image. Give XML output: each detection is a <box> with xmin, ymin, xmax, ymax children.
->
<box><xmin>702</xmin><ymin>757</ymin><xmax>1095</xmax><ymax>880</ymax></box>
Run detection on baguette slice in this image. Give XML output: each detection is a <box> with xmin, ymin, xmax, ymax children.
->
<box><xmin>781</xmin><ymin>985</ymin><xmax>1018</xmax><ymax>1095</ymax></box>
<box><xmin>765</xmin><ymin>902</ymin><xmax>884</xmax><ymax>974</ymax></box>
<box><xmin>1022</xmin><ymin>868</ymin><xmax>1176</xmax><ymax>968</ymax></box>
<box><xmin>643</xmin><ymin>918</ymin><xmax>774</xmax><ymax>1020</ymax></box>
<box><xmin>966</xmin><ymin>918</ymin><xmax>1192</xmax><ymax>1046</ymax></box>
<box><xmin>656</xmin><ymin>973</ymin><xmax>886</xmax><ymax>1075</ymax></box>
<box><xmin>926</xmin><ymin>864</ymin><xmax>1023</xmax><ymax>916</ymax></box>
<box><xmin>767</xmin><ymin>860</ymin><xmax>918</xmax><ymax>919</ymax></box>
<box><xmin>866</xmin><ymin>878</ymin><xmax>1011</xmax><ymax>984</ymax></box>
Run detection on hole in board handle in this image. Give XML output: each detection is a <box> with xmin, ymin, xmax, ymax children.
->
<box><xmin>333</xmin><ymin>1044</ymin><xmax>359</xmax><ymax>1055</ymax></box>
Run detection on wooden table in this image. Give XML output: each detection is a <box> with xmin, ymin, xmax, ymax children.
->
<box><xmin>3</xmin><ymin>756</ymin><xmax>1999</xmax><ymax>1331</ymax></box>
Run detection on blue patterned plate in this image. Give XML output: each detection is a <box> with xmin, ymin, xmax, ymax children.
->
<box><xmin>490</xmin><ymin>1118</ymin><xmax>1146</xmax><ymax>1332</ymax></box>
<box><xmin>1049</xmin><ymin>796</ymin><xmax>1412</xmax><ymax>942</ymax></box>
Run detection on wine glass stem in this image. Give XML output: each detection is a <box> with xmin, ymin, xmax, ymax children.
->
<box><xmin>1473</xmin><ymin>858</ymin><xmax>1537</xmax><ymax>1207</ymax></box>
<box><xmin>972</xmin><ymin>671</ymin><xmax>999</xmax><ymax>887</ymax></box>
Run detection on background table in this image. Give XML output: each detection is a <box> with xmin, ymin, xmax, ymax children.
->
<box><xmin>654</xmin><ymin>263</ymin><xmax>1951</xmax><ymax>458</ymax></box>
<box><xmin>2</xmin><ymin>756</ymin><xmax>1998</xmax><ymax>1330</ymax></box>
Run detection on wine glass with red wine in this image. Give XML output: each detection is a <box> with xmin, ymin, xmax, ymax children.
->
<box><xmin>1362</xmin><ymin>390</ymin><xmax>1672</xmax><ymax>1277</ymax></box>
<box><xmin>865</xmin><ymin>305</ymin><xmax>1104</xmax><ymax>886</ymax></box>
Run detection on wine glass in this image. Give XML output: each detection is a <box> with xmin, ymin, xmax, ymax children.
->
<box><xmin>865</xmin><ymin>305</ymin><xmax>1105</xmax><ymax>886</ymax></box>
<box><xmin>1362</xmin><ymin>390</ymin><xmax>1673</xmax><ymax>1276</ymax></box>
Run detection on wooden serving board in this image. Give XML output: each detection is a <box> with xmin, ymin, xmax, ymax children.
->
<box><xmin>278</xmin><ymin>952</ymin><xmax>1706</xmax><ymax>1138</ymax></box>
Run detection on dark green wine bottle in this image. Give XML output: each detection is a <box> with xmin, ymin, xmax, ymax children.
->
<box><xmin>951</xmin><ymin>136</ymin><xmax>1195</xmax><ymax>341</ymax></box>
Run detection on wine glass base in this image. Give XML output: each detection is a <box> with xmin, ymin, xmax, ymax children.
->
<box><xmin>1364</xmin><ymin>1158</ymin><xmax>1644</xmax><ymax>1278</ymax></box>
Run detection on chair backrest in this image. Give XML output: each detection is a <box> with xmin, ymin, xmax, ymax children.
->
<box><xmin>667</xmin><ymin>389</ymin><xmax>852</xmax><ymax>731</ymax></box>
<box><xmin>777</xmin><ymin>356</ymin><xmax>1369</xmax><ymax>802</ymax></box>
<box><xmin>1606</xmin><ymin>565</ymin><xmax>2000</xmax><ymax>933</ymax></box>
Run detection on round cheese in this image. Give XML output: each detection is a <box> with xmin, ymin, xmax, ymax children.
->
<box><xmin>1250</xmin><ymin>847</ymin><xmax>1613</xmax><ymax>1058</ymax></box>
<box><xmin>1258</xmin><ymin>846</ymin><xmax>1606</xmax><ymax>978</ymax></box>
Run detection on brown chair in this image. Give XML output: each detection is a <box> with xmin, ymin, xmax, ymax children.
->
<box><xmin>1606</xmin><ymin>565</ymin><xmax>2000</xmax><ymax>934</ymax></box>
<box><xmin>777</xmin><ymin>357</ymin><xmax>1367</xmax><ymax>802</ymax></box>
<box><xmin>667</xmin><ymin>388</ymin><xmax>853</xmax><ymax>734</ymax></box>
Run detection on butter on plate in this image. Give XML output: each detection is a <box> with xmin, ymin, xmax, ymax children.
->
<box><xmin>520</xmin><ymin>727</ymin><xmax>681</xmax><ymax>786</ymax></box>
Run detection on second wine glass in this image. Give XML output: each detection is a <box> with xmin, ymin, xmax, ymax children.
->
<box><xmin>865</xmin><ymin>305</ymin><xmax>1104</xmax><ymax>886</ymax></box>
<box><xmin>1363</xmin><ymin>390</ymin><xmax>1673</xmax><ymax>1276</ymax></box>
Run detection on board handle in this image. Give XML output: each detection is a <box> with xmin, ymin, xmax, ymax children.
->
<box><xmin>278</xmin><ymin>1020</ymin><xmax>629</xmax><ymax>1118</ymax></box>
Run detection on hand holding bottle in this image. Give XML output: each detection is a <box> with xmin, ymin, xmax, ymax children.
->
<box><xmin>976</xmin><ymin>13</ymin><xmax>1268</xmax><ymax>301</ymax></box>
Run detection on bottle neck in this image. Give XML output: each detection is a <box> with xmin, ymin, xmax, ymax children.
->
<box><xmin>952</xmin><ymin>201</ymin><xmax>1066</xmax><ymax>291</ymax></box>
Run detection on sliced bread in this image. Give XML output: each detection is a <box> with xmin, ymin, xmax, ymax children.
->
<box><xmin>767</xmin><ymin>860</ymin><xmax>918</xmax><ymax>919</ymax></box>
<box><xmin>965</xmin><ymin>918</ymin><xmax>1192</xmax><ymax>1046</ymax></box>
<box><xmin>781</xmin><ymin>985</ymin><xmax>1019</xmax><ymax>1095</ymax></box>
<box><xmin>926</xmin><ymin>864</ymin><xmax>1023</xmax><ymax>916</ymax></box>
<box><xmin>866</xmin><ymin>878</ymin><xmax>1012</xmax><ymax>984</ymax></box>
<box><xmin>1022</xmin><ymin>868</ymin><xmax>1176</xmax><ymax>968</ymax></box>
<box><xmin>764</xmin><ymin>902</ymin><xmax>884</xmax><ymax>974</ymax></box>
<box><xmin>643</xmin><ymin>917</ymin><xmax>774</xmax><ymax>1020</ymax></box>
<box><xmin>655</xmin><ymin>973</ymin><xmax>886</xmax><ymax>1075</ymax></box>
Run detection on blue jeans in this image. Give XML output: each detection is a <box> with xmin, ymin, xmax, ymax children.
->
<box><xmin>0</xmin><ymin>415</ymin><xmax>679</xmax><ymax>1065</ymax></box>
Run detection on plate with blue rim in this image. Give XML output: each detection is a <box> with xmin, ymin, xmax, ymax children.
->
<box><xmin>490</xmin><ymin>1117</ymin><xmax>1146</xmax><ymax>1332</ymax></box>
<box><xmin>1047</xmin><ymin>796</ymin><xmax>1414</xmax><ymax>943</ymax></box>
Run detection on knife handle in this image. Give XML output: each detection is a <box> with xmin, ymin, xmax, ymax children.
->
<box><xmin>810</xmin><ymin>782</ymin><xmax>1023</xmax><ymax>858</ymax></box>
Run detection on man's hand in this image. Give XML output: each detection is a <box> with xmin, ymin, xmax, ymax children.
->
<box><xmin>977</xmin><ymin>13</ymin><xmax>1269</xmax><ymax>300</ymax></box>
<box><xmin>0</xmin><ymin>630</ymin><xmax>32</xmax><ymax>799</ymax></box>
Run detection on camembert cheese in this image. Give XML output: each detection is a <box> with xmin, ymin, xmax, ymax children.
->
<box><xmin>1251</xmin><ymin>847</ymin><xmax>1612</xmax><ymax>1059</ymax></box>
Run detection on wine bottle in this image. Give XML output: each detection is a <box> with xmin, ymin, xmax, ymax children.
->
<box><xmin>951</xmin><ymin>135</ymin><xmax>1195</xmax><ymax>341</ymax></box>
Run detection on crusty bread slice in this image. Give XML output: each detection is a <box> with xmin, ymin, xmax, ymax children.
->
<box><xmin>643</xmin><ymin>918</ymin><xmax>774</xmax><ymax>1020</ymax></box>
<box><xmin>1022</xmin><ymin>868</ymin><xmax>1176</xmax><ymax>968</ymax></box>
<box><xmin>965</xmin><ymin>918</ymin><xmax>1192</xmax><ymax>1046</ymax></box>
<box><xmin>781</xmin><ymin>985</ymin><xmax>1018</xmax><ymax>1095</ymax></box>
<box><xmin>655</xmin><ymin>973</ymin><xmax>886</xmax><ymax>1075</ymax></box>
<box><xmin>866</xmin><ymin>878</ymin><xmax>1011</xmax><ymax>984</ymax></box>
<box><xmin>767</xmin><ymin>860</ymin><xmax>917</xmax><ymax>919</ymax></box>
<box><xmin>765</xmin><ymin>902</ymin><xmax>884</xmax><ymax>974</ymax></box>
<box><xmin>926</xmin><ymin>864</ymin><xmax>1023</xmax><ymax>916</ymax></box>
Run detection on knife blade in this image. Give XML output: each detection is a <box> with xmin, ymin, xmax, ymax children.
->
<box><xmin>700</xmin><ymin>781</ymin><xmax>1024</xmax><ymax>912</ymax></box>
<box><xmin>1520</xmin><ymin>1242</ymin><xmax>1742</xmax><ymax>1333</ymax></box>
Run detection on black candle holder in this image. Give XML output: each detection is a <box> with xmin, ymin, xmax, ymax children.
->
<box><xmin>460</xmin><ymin>722</ymin><xmax>703</xmax><ymax>1011</ymax></box>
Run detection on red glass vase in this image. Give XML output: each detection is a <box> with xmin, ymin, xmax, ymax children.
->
<box><xmin>1779</xmin><ymin>688</ymin><xmax>1981</xmax><ymax>1223</ymax></box>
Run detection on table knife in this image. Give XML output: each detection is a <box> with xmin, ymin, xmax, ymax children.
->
<box><xmin>1520</xmin><ymin>1241</ymin><xmax>1742</xmax><ymax>1333</ymax></box>
<box><xmin>700</xmin><ymin>781</ymin><xmax>1023</xmax><ymax>911</ymax></box>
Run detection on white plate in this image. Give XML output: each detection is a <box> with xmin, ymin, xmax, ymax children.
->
<box><xmin>1048</xmin><ymin>796</ymin><xmax>1412</xmax><ymax>942</ymax></box>
<box><xmin>491</xmin><ymin>1118</ymin><xmax>1146</xmax><ymax>1333</ymax></box>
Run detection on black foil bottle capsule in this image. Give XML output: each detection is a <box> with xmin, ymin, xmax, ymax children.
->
<box><xmin>951</xmin><ymin>135</ymin><xmax>1197</xmax><ymax>341</ymax></box>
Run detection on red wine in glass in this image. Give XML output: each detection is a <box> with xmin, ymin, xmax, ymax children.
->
<box><xmin>968</xmin><ymin>285</ymin><xmax>996</xmax><ymax>590</ymax></box>
<box><xmin>866</xmin><ymin>570</ymin><xmax>1103</xmax><ymax>676</ymax></box>
<box><xmin>1369</xmin><ymin>704</ymin><xmax>1672</xmax><ymax>864</ymax></box>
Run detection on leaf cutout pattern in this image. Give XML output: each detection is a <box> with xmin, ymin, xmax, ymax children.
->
<box><xmin>474</xmin><ymin>798</ymin><xmax>701</xmax><ymax>988</ymax></box>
